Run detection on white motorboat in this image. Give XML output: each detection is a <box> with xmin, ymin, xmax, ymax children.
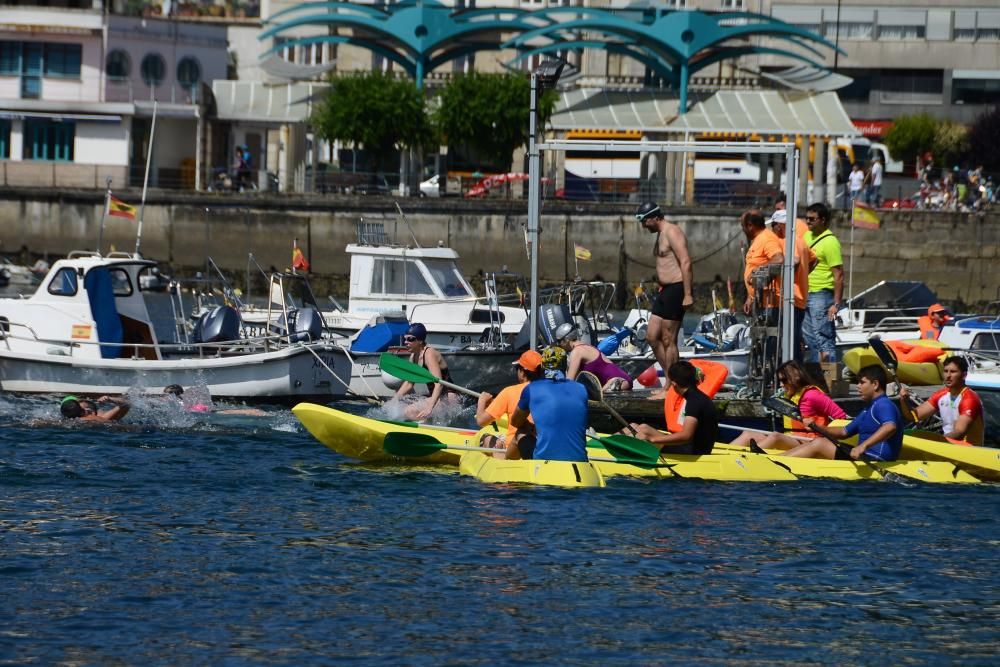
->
<box><xmin>0</xmin><ymin>251</ymin><xmax>355</xmax><ymax>400</ymax></box>
<box><xmin>834</xmin><ymin>280</ymin><xmax>939</xmax><ymax>348</ymax></box>
<box><xmin>0</xmin><ymin>257</ymin><xmax>41</xmax><ymax>287</ymax></box>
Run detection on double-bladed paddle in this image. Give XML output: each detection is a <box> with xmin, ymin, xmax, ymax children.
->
<box><xmin>383</xmin><ymin>430</ymin><xmax>677</xmax><ymax>472</ymax></box>
<box><xmin>378</xmin><ymin>352</ymin><xmax>481</xmax><ymax>399</ymax></box>
<box><xmin>761</xmin><ymin>394</ymin><xmax>906</xmax><ymax>482</ymax></box>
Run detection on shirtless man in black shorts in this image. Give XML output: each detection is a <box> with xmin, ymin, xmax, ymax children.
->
<box><xmin>636</xmin><ymin>202</ymin><xmax>694</xmax><ymax>380</ymax></box>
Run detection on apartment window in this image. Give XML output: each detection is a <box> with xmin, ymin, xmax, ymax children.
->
<box><xmin>955</xmin><ymin>28</ymin><xmax>976</xmax><ymax>41</ymax></box>
<box><xmin>0</xmin><ymin>41</ymin><xmax>20</xmax><ymax>75</ymax></box>
<box><xmin>176</xmin><ymin>56</ymin><xmax>201</xmax><ymax>90</ymax></box>
<box><xmin>880</xmin><ymin>70</ymin><xmax>942</xmax><ymax>104</ymax></box>
<box><xmin>979</xmin><ymin>29</ymin><xmax>1000</xmax><ymax>41</ymax></box>
<box><xmin>44</xmin><ymin>43</ymin><xmax>81</xmax><ymax>77</ymax></box>
<box><xmin>825</xmin><ymin>22</ymin><xmax>873</xmax><ymax>40</ymax></box>
<box><xmin>106</xmin><ymin>50</ymin><xmax>130</xmax><ymax>79</ymax></box>
<box><xmin>140</xmin><ymin>53</ymin><xmax>165</xmax><ymax>87</ymax></box>
<box><xmin>877</xmin><ymin>10</ymin><xmax>926</xmax><ymax>40</ymax></box>
<box><xmin>0</xmin><ymin>119</ymin><xmax>10</xmax><ymax>159</ymax></box>
<box><xmin>23</xmin><ymin>119</ymin><xmax>74</xmax><ymax>161</ymax></box>
<box><xmin>953</xmin><ymin>78</ymin><xmax>1000</xmax><ymax>105</ymax></box>
<box><xmin>721</xmin><ymin>0</ymin><xmax>744</xmax><ymax>8</ymax></box>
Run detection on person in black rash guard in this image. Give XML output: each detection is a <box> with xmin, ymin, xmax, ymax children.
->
<box><xmin>627</xmin><ymin>360</ymin><xmax>718</xmax><ymax>454</ymax></box>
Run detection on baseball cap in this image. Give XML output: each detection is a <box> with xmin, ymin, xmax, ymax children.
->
<box><xmin>513</xmin><ymin>349</ymin><xmax>543</xmax><ymax>372</ymax></box>
<box><xmin>765</xmin><ymin>210</ymin><xmax>787</xmax><ymax>227</ymax></box>
<box><xmin>928</xmin><ymin>303</ymin><xmax>951</xmax><ymax>317</ymax></box>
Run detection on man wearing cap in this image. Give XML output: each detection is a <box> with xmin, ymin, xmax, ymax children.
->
<box><xmin>635</xmin><ymin>201</ymin><xmax>694</xmax><ymax>377</ymax></box>
<box><xmin>767</xmin><ymin>209</ymin><xmax>816</xmax><ymax>362</ymax></box>
<box><xmin>475</xmin><ymin>350</ymin><xmax>541</xmax><ymax>458</ymax></box>
<box><xmin>918</xmin><ymin>304</ymin><xmax>951</xmax><ymax>341</ymax></box>
<box><xmin>393</xmin><ymin>322</ymin><xmax>458</xmax><ymax>421</ymax></box>
<box><xmin>60</xmin><ymin>395</ymin><xmax>130</xmax><ymax>422</ymax></box>
<box><xmin>510</xmin><ymin>356</ymin><xmax>589</xmax><ymax>462</ymax></box>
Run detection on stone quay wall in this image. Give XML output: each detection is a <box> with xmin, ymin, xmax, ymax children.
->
<box><xmin>1</xmin><ymin>188</ymin><xmax>997</xmax><ymax>306</ymax></box>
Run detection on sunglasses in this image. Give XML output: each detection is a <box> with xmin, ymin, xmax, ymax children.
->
<box><xmin>403</xmin><ymin>335</ymin><xmax>419</xmax><ymax>342</ymax></box>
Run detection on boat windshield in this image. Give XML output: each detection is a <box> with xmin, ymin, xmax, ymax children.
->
<box><xmin>423</xmin><ymin>259</ymin><xmax>473</xmax><ymax>298</ymax></box>
<box><xmin>848</xmin><ymin>281</ymin><xmax>937</xmax><ymax>312</ymax></box>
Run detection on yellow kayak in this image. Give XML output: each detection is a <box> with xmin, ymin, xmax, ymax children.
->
<box><xmin>842</xmin><ymin>346</ymin><xmax>942</xmax><ymax>385</ymax></box>
<box><xmin>292</xmin><ymin>403</ymin><xmax>796</xmax><ymax>482</ymax></box>
<box><xmin>901</xmin><ymin>431</ymin><xmax>1000</xmax><ymax>482</ymax></box>
<box><xmin>715</xmin><ymin>443</ymin><xmax>979</xmax><ymax>483</ymax></box>
<box><xmin>459</xmin><ymin>451</ymin><xmax>606</xmax><ymax>488</ymax></box>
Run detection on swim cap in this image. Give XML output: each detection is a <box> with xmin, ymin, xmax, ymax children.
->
<box><xmin>188</xmin><ymin>403</ymin><xmax>211</xmax><ymax>413</ymax></box>
<box><xmin>635</xmin><ymin>201</ymin><xmax>662</xmax><ymax>222</ymax></box>
<box><xmin>163</xmin><ymin>384</ymin><xmax>184</xmax><ymax>396</ymax></box>
<box><xmin>554</xmin><ymin>322</ymin><xmax>578</xmax><ymax>342</ymax></box>
<box><xmin>405</xmin><ymin>323</ymin><xmax>427</xmax><ymax>341</ymax></box>
<box><xmin>61</xmin><ymin>395</ymin><xmax>79</xmax><ymax>405</ymax></box>
<box><xmin>541</xmin><ymin>345</ymin><xmax>567</xmax><ymax>370</ymax></box>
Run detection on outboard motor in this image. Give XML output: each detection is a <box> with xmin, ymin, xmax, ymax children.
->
<box><xmin>287</xmin><ymin>307</ymin><xmax>323</xmax><ymax>343</ymax></box>
<box><xmin>192</xmin><ymin>306</ymin><xmax>241</xmax><ymax>344</ymax></box>
<box><xmin>512</xmin><ymin>303</ymin><xmax>575</xmax><ymax>351</ymax></box>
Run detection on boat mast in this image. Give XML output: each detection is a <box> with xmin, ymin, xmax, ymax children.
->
<box><xmin>135</xmin><ymin>101</ymin><xmax>158</xmax><ymax>258</ymax></box>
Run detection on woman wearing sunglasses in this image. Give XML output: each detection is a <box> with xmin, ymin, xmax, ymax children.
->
<box><xmin>393</xmin><ymin>323</ymin><xmax>459</xmax><ymax>421</ymax></box>
<box><xmin>729</xmin><ymin>360</ymin><xmax>846</xmax><ymax>451</ymax></box>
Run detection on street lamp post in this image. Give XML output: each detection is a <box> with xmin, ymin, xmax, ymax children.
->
<box><xmin>527</xmin><ymin>59</ymin><xmax>564</xmax><ymax>349</ymax></box>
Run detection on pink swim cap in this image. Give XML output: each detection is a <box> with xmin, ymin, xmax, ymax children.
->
<box><xmin>188</xmin><ymin>403</ymin><xmax>211</xmax><ymax>413</ymax></box>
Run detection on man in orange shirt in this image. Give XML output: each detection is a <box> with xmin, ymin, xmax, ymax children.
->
<box><xmin>741</xmin><ymin>210</ymin><xmax>784</xmax><ymax>321</ymax></box>
<box><xmin>475</xmin><ymin>349</ymin><xmax>542</xmax><ymax>459</ymax></box>
<box><xmin>767</xmin><ymin>209</ymin><xmax>816</xmax><ymax>362</ymax></box>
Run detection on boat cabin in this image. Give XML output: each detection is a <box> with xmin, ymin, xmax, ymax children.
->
<box><xmin>0</xmin><ymin>252</ymin><xmax>161</xmax><ymax>360</ymax></box>
<box><xmin>939</xmin><ymin>317</ymin><xmax>1000</xmax><ymax>353</ymax></box>
<box><xmin>345</xmin><ymin>243</ymin><xmax>477</xmax><ymax>316</ymax></box>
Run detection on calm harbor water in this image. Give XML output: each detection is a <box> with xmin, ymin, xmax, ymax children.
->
<box><xmin>1</xmin><ymin>395</ymin><xmax>998</xmax><ymax>665</ymax></box>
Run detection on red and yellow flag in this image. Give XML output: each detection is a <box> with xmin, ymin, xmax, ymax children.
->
<box><xmin>108</xmin><ymin>196</ymin><xmax>137</xmax><ymax>220</ymax></box>
<box><xmin>852</xmin><ymin>201</ymin><xmax>880</xmax><ymax>230</ymax></box>
<box><xmin>292</xmin><ymin>244</ymin><xmax>310</xmax><ymax>272</ymax></box>
<box><xmin>574</xmin><ymin>243</ymin><xmax>592</xmax><ymax>261</ymax></box>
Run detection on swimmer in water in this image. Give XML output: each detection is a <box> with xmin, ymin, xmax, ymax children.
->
<box><xmin>162</xmin><ymin>385</ymin><xmax>268</xmax><ymax>416</ymax></box>
<box><xmin>60</xmin><ymin>395</ymin><xmax>130</xmax><ymax>422</ymax></box>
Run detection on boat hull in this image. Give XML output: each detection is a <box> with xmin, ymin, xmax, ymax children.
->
<box><xmin>0</xmin><ymin>344</ymin><xmax>355</xmax><ymax>400</ymax></box>
<box><xmin>459</xmin><ymin>451</ymin><xmax>606</xmax><ymax>488</ymax></box>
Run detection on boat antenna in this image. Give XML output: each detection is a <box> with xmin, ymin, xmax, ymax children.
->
<box><xmin>394</xmin><ymin>201</ymin><xmax>421</xmax><ymax>248</ymax></box>
<box><xmin>135</xmin><ymin>100</ymin><xmax>158</xmax><ymax>258</ymax></box>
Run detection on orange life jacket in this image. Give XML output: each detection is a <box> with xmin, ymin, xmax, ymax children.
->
<box><xmin>781</xmin><ymin>385</ymin><xmax>832</xmax><ymax>437</ymax></box>
<box><xmin>663</xmin><ymin>359</ymin><xmax>728</xmax><ymax>433</ymax></box>
<box><xmin>917</xmin><ymin>316</ymin><xmax>941</xmax><ymax>340</ymax></box>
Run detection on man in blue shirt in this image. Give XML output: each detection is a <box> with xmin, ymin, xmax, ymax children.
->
<box><xmin>511</xmin><ymin>365</ymin><xmax>589</xmax><ymax>462</ymax></box>
<box><xmin>783</xmin><ymin>365</ymin><xmax>902</xmax><ymax>461</ymax></box>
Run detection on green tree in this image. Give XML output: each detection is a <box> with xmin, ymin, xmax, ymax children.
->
<box><xmin>967</xmin><ymin>107</ymin><xmax>1000</xmax><ymax>173</ymax></box>
<box><xmin>434</xmin><ymin>72</ymin><xmax>557</xmax><ymax>172</ymax></box>
<box><xmin>312</xmin><ymin>72</ymin><xmax>434</xmax><ymax>172</ymax></box>
<box><xmin>884</xmin><ymin>113</ymin><xmax>938</xmax><ymax>167</ymax></box>
<box><xmin>932</xmin><ymin>120</ymin><xmax>970</xmax><ymax>170</ymax></box>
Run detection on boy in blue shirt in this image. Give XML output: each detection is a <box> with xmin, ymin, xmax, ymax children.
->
<box><xmin>511</xmin><ymin>367</ymin><xmax>589</xmax><ymax>462</ymax></box>
<box><xmin>784</xmin><ymin>365</ymin><xmax>903</xmax><ymax>461</ymax></box>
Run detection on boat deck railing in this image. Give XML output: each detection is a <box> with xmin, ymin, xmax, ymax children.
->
<box><xmin>0</xmin><ymin>320</ymin><xmax>330</xmax><ymax>359</ymax></box>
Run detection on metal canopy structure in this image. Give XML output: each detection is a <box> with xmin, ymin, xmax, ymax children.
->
<box><xmin>212</xmin><ymin>80</ymin><xmax>328</xmax><ymax>123</ymax></box>
<box><xmin>666</xmin><ymin>90</ymin><xmax>860</xmax><ymax>138</ymax></box>
<box><xmin>550</xmin><ymin>88</ymin><xmax>680</xmax><ymax>133</ymax></box>
<box><xmin>260</xmin><ymin>1</ymin><xmax>844</xmax><ymax>109</ymax></box>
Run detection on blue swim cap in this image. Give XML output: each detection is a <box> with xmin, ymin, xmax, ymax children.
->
<box><xmin>405</xmin><ymin>323</ymin><xmax>427</xmax><ymax>341</ymax></box>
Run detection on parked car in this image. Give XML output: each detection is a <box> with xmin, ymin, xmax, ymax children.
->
<box><xmin>420</xmin><ymin>174</ymin><xmax>441</xmax><ymax>198</ymax></box>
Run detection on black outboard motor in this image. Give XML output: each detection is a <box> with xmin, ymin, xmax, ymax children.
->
<box><xmin>192</xmin><ymin>306</ymin><xmax>241</xmax><ymax>344</ymax></box>
<box><xmin>288</xmin><ymin>307</ymin><xmax>323</xmax><ymax>343</ymax></box>
<box><xmin>513</xmin><ymin>303</ymin><xmax>577</xmax><ymax>351</ymax></box>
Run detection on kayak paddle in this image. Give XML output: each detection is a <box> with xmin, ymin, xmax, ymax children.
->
<box><xmin>761</xmin><ymin>395</ymin><xmax>907</xmax><ymax>483</ymax></box>
<box><xmin>576</xmin><ymin>370</ymin><xmax>638</xmax><ymax>435</ymax></box>
<box><xmin>378</xmin><ymin>352</ymin><xmax>481</xmax><ymax>399</ymax></box>
<box><xmin>867</xmin><ymin>336</ymin><xmax>902</xmax><ymax>395</ymax></box>
<box><xmin>385</xmin><ymin>430</ymin><xmax>674</xmax><ymax>470</ymax></box>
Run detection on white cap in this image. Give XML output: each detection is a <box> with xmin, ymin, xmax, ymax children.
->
<box><xmin>765</xmin><ymin>210</ymin><xmax>787</xmax><ymax>227</ymax></box>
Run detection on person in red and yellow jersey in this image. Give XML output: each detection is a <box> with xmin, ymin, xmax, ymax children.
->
<box><xmin>900</xmin><ymin>355</ymin><xmax>984</xmax><ymax>446</ymax></box>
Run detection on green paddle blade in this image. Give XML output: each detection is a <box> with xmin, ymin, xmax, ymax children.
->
<box><xmin>594</xmin><ymin>434</ymin><xmax>662</xmax><ymax>467</ymax></box>
<box><xmin>383</xmin><ymin>431</ymin><xmax>448</xmax><ymax>458</ymax></box>
<box><xmin>378</xmin><ymin>352</ymin><xmax>438</xmax><ymax>384</ymax></box>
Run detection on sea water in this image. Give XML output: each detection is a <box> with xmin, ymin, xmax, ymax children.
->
<box><xmin>1</xmin><ymin>395</ymin><xmax>998</xmax><ymax>665</ymax></box>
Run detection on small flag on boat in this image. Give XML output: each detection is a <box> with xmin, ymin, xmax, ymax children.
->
<box><xmin>574</xmin><ymin>243</ymin><xmax>592</xmax><ymax>261</ymax></box>
<box><xmin>852</xmin><ymin>201</ymin><xmax>880</xmax><ymax>230</ymax></box>
<box><xmin>292</xmin><ymin>240</ymin><xmax>310</xmax><ymax>271</ymax></box>
<box><xmin>108</xmin><ymin>196</ymin><xmax>137</xmax><ymax>220</ymax></box>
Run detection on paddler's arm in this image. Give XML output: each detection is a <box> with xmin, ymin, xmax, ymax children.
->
<box><xmin>898</xmin><ymin>386</ymin><xmax>935</xmax><ymax>425</ymax></box>
<box><xmin>422</xmin><ymin>350</ymin><xmax>447</xmax><ymax>409</ymax></box>
<box><xmin>802</xmin><ymin>416</ymin><xmax>847</xmax><ymax>442</ymax></box>
<box><xmin>97</xmin><ymin>395</ymin><xmax>130</xmax><ymax>422</ymax></box>
<box><xmin>851</xmin><ymin>421</ymin><xmax>896</xmax><ymax>460</ymax></box>
<box><xmin>511</xmin><ymin>407</ymin><xmax>530</xmax><ymax>429</ymax></box>
<box><xmin>631</xmin><ymin>417</ymin><xmax>698</xmax><ymax>448</ymax></box>
<box><xmin>665</xmin><ymin>225</ymin><xmax>694</xmax><ymax>308</ymax></box>
<box><xmin>475</xmin><ymin>392</ymin><xmax>496</xmax><ymax>427</ymax></box>
<box><xmin>394</xmin><ymin>381</ymin><xmax>414</xmax><ymax>400</ymax></box>
<box><xmin>945</xmin><ymin>414</ymin><xmax>974</xmax><ymax>440</ymax></box>
<box><xmin>565</xmin><ymin>347</ymin><xmax>583</xmax><ymax>380</ymax></box>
